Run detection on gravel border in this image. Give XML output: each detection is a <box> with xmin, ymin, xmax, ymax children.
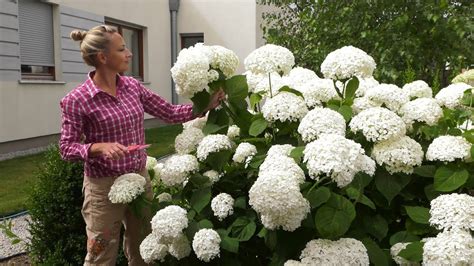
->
<box><xmin>0</xmin><ymin>214</ymin><xmax>31</xmax><ymax>259</ymax></box>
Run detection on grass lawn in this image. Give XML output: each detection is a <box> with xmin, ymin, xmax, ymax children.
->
<box><xmin>0</xmin><ymin>124</ymin><xmax>183</xmax><ymax>216</ymax></box>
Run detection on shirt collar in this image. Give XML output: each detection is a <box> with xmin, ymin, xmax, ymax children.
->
<box><xmin>85</xmin><ymin>71</ymin><xmax>131</xmax><ymax>97</ymax></box>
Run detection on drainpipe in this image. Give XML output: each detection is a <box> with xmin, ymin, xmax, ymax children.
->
<box><xmin>169</xmin><ymin>0</ymin><xmax>180</xmax><ymax>104</ymax></box>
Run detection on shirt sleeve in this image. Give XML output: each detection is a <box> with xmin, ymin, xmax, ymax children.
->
<box><xmin>137</xmin><ymin>81</ymin><xmax>195</xmax><ymax>123</ymax></box>
<box><xmin>59</xmin><ymin>96</ymin><xmax>92</xmax><ymax>161</ymax></box>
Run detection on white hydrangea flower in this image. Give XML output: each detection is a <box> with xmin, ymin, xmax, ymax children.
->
<box><xmin>320</xmin><ymin>45</ymin><xmax>376</xmax><ymax>80</ymax></box>
<box><xmin>356</xmin><ymin>76</ymin><xmax>380</xmax><ymax>97</ymax></box>
<box><xmin>232</xmin><ymin>142</ymin><xmax>257</xmax><ymax>164</ymax></box>
<box><xmin>426</xmin><ymin>136</ymin><xmax>471</xmax><ymax>162</ymax></box>
<box><xmin>267</xmin><ymin>144</ymin><xmax>295</xmax><ymax>158</ymax></box>
<box><xmin>452</xmin><ymin>69</ymin><xmax>474</xmax><ymax>86</ymax></box>
<box><xmin>390</xmin><ymin>242</ymin><xmax>417</xmax><ymax>266</ymax></box>
<box><xmin>245</xmin><ymin>71</ymin><xmax>265</xmax><ymax>93</ymax></box>
<box><xmin>249</xmin><ymin>171</ymin><xmax>310</xmax><ymax>231</ymax></box>
<box><xmin>299</xmin><ymin>238</ymin><xmax>370</xmax><ymax>265</ymax></box>
<box><xmin>282</xmin><ymin>67</ymin><xmax>319</xmax><ymax>92</ymax></box>
<box><xmin>196</xmin><ymin>134</ymin><xmax>233</xmax><ymax>161</ymax></box>
<box><xmin>301</xmin><ymin>78</ymin><xmax>340</xmax><ymax>107</ymax></box>
<box><xmin>458</xmin><ymin>119</ymin><xmax>473</xmax><ymax>131</ymax></box>
<box><xmin>365</xmin><ymin>83</ymin><xmax>410</xmax><ymax>112</ymax></box>
<box><xmin>227</xmin><ymin>125</ymin><xmax>240</xmax><ymax>140</ymax></box>
<box><xmin>298</xmin><ymin>107</ymin><xmax>346</xmax><ymax>143</ymax></box>
<box><xmin>372</xmin><ymin>136</ymin><xmax>424</xmax><ymax>174</ymax></box>
<box><xmin>211</xmin><ymin>193</ymin><xmax>234</xmax><ymax>221</ymax></box>
<box><xmin>429</xmin><ymin>193</ymin><xmax>474</xmax><ymax>231</ymax></box>
<box><xmin>139</xmin><ymin>233</ymin><xmax>168</xmax><ymax>263</ymax></box>
<box><xmin>402</xmin><ymin>80</ymin><xmax>433</xmax><ymax>99</ymax></box>
<box><xmin>183</xmin><ymin>116</ymin><xmax>207</xmax><ymax>130</ymax></box>
<box><xmin>151</xmin><ymin>205</ymin><xmax>188</xmax><ymax>243</ymax></box>
<box><xmin>157</xmin><ymin>192</ymin><xmax>172</xmax><ymax>203</ymax></box>
<box><xmin>352</xmin><ymin>96</ymin><xmax>380</xmax><ymax>114</ymax></box>
<box><xmin>207</xmin><ymin>45</ymin><xmax>239</xmax><ymax>77</ymax></box>
<box><xmin>175</xmin><ymin>127</ymin><xmax>205</xmax><ymax>154</ymax></box>
<box><xmin>160</xmin><ymin>155</ymin><xmax>199</xmax><ymax>187</ymax></box>
<box><xmin>146</xmin><ymin>156</ymin><xmax>158</xmax><ymax>171</ymax></box>
<box><xmin>244</xmin><ymin>44</ymin><xmax>295</xmax><ymax>75</ymax></box>
<box><xmin>169</xmin><ymin>234</ymin><xmax>191</xmax><ymax>260</ymax></box>
<box><xmin>259</xmin><ymin>155</ymin><xmax>306</xmax><ymax>185</ymax></box>
<box><xmin>435</xmin><ymin>82</ymin><xmax>472</xmax><ymax>109</ymax></box>
<box><xmin>303</xmin><ymin>134</ymin><xmax>375</xmax><ymax>187</ymax></box>
<box><xmin>108</xmin><ymin>173</ymin><xmax>146</xmax><ymax>204</ymax></box>
<box><xmin>423</xmin><ymin>229</ymin><xmax>474</xmax><ymax>266</ymax></box>
<box><xmin>284</xmin><ymin>260</ymin><xmax>303</xmax><ymax>266</ymax></box>
<box><xmin>192</xmin><ymin>229</ymin><xmax>221</xmax><ymax>262</ymax></box>
<box><xmin>254</xmin><ymin>72</ymin><xmax>286</xmax><ymax>96</ymax></box>
<box><xmin>262</xmin><ymin>92</ymin><xmax>308</xmax><ymax>123</ymax></box>
<box><xmin>203</xmin><ymin>170</ymin><xmax>222</xmax><ymax>184</ymax></box>
<box><xmin>399</xmin><ymin>98</ymin><xmax>443</xmax><ymax>127</ymax></box>
<box><xmin>349</xmin><ymin>107</ymin><xmax>406</xmax><ymax>142</ymax></box>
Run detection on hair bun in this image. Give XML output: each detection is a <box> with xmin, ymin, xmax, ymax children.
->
<box><xmin>70</xmin><ymin>30</ymin><xmax>87</xmax><ymax>41</ymax></box>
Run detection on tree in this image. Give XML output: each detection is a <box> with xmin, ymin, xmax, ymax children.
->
<box><xmin>259</xmin><ymin>0</ymin><xmax>473</xmax><ymax>91</ymax></box>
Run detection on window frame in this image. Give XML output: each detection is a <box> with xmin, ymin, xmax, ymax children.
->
<box><xmin>180</xmin><ymin>33</ymin><xmax>204</xmax><ymax>50</ymax></box>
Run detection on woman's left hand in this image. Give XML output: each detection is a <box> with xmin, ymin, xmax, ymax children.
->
<box><xmin>200</xmin><ymin>89</ymin><xmax>226</xmax><ymax>115</ymax></box>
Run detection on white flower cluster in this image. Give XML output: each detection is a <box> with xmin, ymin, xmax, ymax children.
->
<box><xmin>196</xmin><ymin>134</ymin><xmax>233</xmax><ymax>161</ymax></box>
<box><xmin>262</xmin><ymin>92</ymin><xmax>308</xmax><ymax>123</ymax></box>
<box><xmin>244</xmin><ymin>44</ymin><xmax>295</xmax><ymax>75</ymax></box>
<box><xmin>175</xmin><ymin>127</ymin><xmax>205</xmax><ymax>154</ymax></box>
<box><xmin>371</xmin><ymin>136</ymin><xmax>424</xmax><ymax>174</ymax></box>
<box><xmin>253</xmin><ymin>72</ymin><xmax>286</xmax><ymax>95</ymax></box>
<box><xmin>282</xmin><ymin>67</ymin><xmax>319</xmax><ymax>92</ymax></box>
<box><xmin>303</xmin><ymin>134</ymin><xmax>375</xmax><ymax>187</ymax></box>
<box><xmin>192</xmin><ymin>229</ymin><xmax>221</xmax><ymax>262</ymax></box>
<box><xmin>320</xmin><ymin>45</ymin><xmax>376</xmax><ymax>80</ymax></box>
<box><xmin>267</xmin><ymin>144</ymin><xmax>295</xmax><ymax>158</ymax></box>
<box><xmin>227</xmin><ymin>125</ymin><xmax>240</xmax><ymax>139</ymax></box>
<box><xmin>183</xmin><ymin>116</ymin><xmax>207</xmax><ymax>130</ymax></box>
<box><xmin>356</xmin><ymin>76</ymin><xmax>380</xmax><ymax>97</ymax></box>
<box><xmin>435</xmin><ymin>82</ymin><xmax>472</xmax><ymax>109</ymax></box>
<box><xmin>422</xmin><ymin>229</ymin><xmax>474</xmax><ymax>266</ymax></box>
<box><xmin>426</xmin><ymin>135</ymin><xmax>471</xmax><ymax>162</ymax></box>
<box><xmin>157</xmin><ymin>192</ymin><xmax>172</xmax><ymax>203</ymax></box>
<box><xmin>365</xmin><ymin>83</ymin><xmax>410</xmax><ymax>112</ymax></box>
<box><xmin>249</xmin><ymin>153</ymin><xmax>309</xmax><ymax>231</ymax></box>
<box><xmin>232</xmin><ymin>142</ymin><xmax>257</xmax><ymax>164</ymax></box>
<box><xmin>203</xmin><ymin>170</ymin><xmax>222</xmax><ymax>184</ymax></box>
<box><xmin>301</xmin><ymin>78</ymin><xmax>339</xmax><ymax>107</ymax></box>
<box><xmin>298</xmin><ymin>108</ymin><xmax>346</xmax><ymax>143</ymax></box>
<box><xmin>399</xmin><ymin>98</ymin><xmax>443</xmax><ymax>127</ymax></box>
<box><xmin>141</xmin><ymin>205</ymin><xmax>192</xmax><ymax>263</ymax></box>
<box><xmin>350</xmin><ymin>107</ymin><xmax>406</xmax><ymax>142</ymax></box>
<box><xmin>429</xmin><ymin>193</ymin><xmax>474</xmax><ymax>231</ymax></box>
<box><xmin>390</xmin><ymin>242</ymin><xmax>417</xmax><ymax>266</ymax></box>
<box><xmin>160</xmin><ymin>155</ymin><xmax>199</xmax><ymax>187</ymax></box>
<box><xmin>211</xmin><ymin>193</ymin><xmax>234</xmax><ymax>221</ymax></box>
<box><xmin>108</xmin><ymin>173</ymin><xmax>146</xmax><ymax>204</ymax></box>
<box><xmin>288</xmin><ymin>238</ymin><xmax>369</xmax><ymax>265</ymax></box>
<box><xmin>352</xmin><ymin>97</ymin><xmax>380</xmax><ymax>114</ymax></box>
<box><xmin>452</xmin><ymin>69</ymin><xmax>474</xmax><ymax>86</ymax></box>
<box><xmin>402</xmin><ymin>80</ymin><xmax>433</xmax><ymax>99</ymax></box>
<box><xmin>146</xmin><ymin>156</ymin><xmax>158</xmax><ymax>171</ymax></box>
<box><xmin>206</xmin><ymin>45</ymin><xmax>239</xmax><ymax>77</ymax></box>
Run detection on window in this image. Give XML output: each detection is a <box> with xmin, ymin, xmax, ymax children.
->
<box><xmin>106</xmin><ymin>21</ymin><xmax>144</xmax><ymax>80</ymax></box>
<box><xmin>180</xmin><ymin>33</ymin><xmax>204</xmax><ymax>49</ymax></box>
<box><xmin>18</xmin><ymin>0</ymin><xmax>55</xmax><ymax>80</ymax></box>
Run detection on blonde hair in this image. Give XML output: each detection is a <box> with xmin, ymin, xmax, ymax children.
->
<box><xmin>70</xmin><ymin>25</ymin><xmax>117</xmax><ymax>67</ymax></box>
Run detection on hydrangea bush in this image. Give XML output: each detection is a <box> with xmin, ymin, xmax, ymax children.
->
<box><xmin>136</xmin><ymin>44</ymin><xmax>473</xmax><ymax>265</ymax></box>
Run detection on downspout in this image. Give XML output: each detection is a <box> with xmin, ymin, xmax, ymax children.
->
<box><xmin>169</xmin><ymin>0</ymin><xmax>180</xmax><ymax>104</ymax></box>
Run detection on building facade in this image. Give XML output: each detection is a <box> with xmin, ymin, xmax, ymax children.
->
<box><xmin>0</xmin><ymin>0</ymin><xmax>271</xmax><ymax>159</ymax></box>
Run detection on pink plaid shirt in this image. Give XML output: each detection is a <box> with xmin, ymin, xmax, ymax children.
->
<box><xmin>59</xmin><ymin>72</ymin><xmax>194</xmax><ymax>178</ymax></box>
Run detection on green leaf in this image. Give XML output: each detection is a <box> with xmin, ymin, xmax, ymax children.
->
<box><xmin>389</xmin><ymin>231</ymin><xmax>420</xmax><ymax>246</ymax></box>
<box><xmin>315</xmin><ymin>193</ymin><xmax>356</xmax><ymax>238</ymax></box>
<box><xmin>191</xmin><ymin>90</ymin><xmax>211</xmax><ymax>115</ymax></box>
<box><xmin>198</xmin><ymin>219</ymin><xmax>213</xmax><ymax>229</ymax></box>
<box><xmin>350</xmin><ymin>173</ymin><xmax>373</xmax><ymax>190</ymax></box>
<box><xmin>249</xmin><ymin>117</ymin><xmax>268</xmax><ymax>137</ymax></box>
<box><xmin>190</xmin><ymin>187</ymin><xmax>211</xmax><ymax>213</ymax></box>
<box><xmin>278</xmin><ymin>85</ymin><xmax>304</xmax><ymax>97</ymax></box>
<box><xmin>338</xmin><ymin>105</ymin><xmax>353</xmax><ymax>122</ymax></box>
<box><xmin>471</xmin><ymin>144</ymin><xmax>474</xmax><ymax>160</ymax></box>
<box><xmin>363</xmin><ymin>215</ymin><xmax>388</xmax><ymax>241</ymax></box>
<box><xmin>221</xmin><ymin>236</ymin><xmax>239</xmax><ymax>253</ymax></box>
<box><xmin>202</xmin><ymin>123</ymin><xmax>227</xmax><ymax>135</ymax></box>
<box><xmin>405</xmin><ymin>218</ymin><xmax>432</xmax><ymax>235</ymax></box>
<box><xmin>398</xmin><ymin>241</ymin><xmax>424</xmax><ymax>262</ymax></box>
<box><xmin>305</xmin><ymin>186</ymin><xmax>331</xmax><ymax>209</ymax></box>
<box><xmin>250</xmin><ymin>93</ymin><xmax>262</xmax><ymax>110</ymax></box>
<box><xmin>375</xmin><ymin>172</ymin><xmax>411</xmax><ymax>204</ymax></box>
<box><xmin>424</xmin><ymin>184</ymin><xmax>441</xmax><ymax>201</ymax></box>
<box><xmin>405</xmin><ymin>206</ymin><xmax>430</xmax><ymax>224</ymax></box>
<box><xmin>434</xmin><ymin>166</ymin><xmax>469</xmax><ymax>192</ymax></box>
<box><xmin>11</xmin><ymin>238</ymin><xmax>21</xmax><ymax>245</ymax></box>
<box><xmin>289</xmin><ymin>146</ymin><xmax>305</xmax><ymax>162</ymax></box>
<box><xmin>344</xmin><ymin>76</ymin><xmax>359</xmax><ymax>99</ymax></box>
<box><xmin>447</xmin><ymin>127</ymin><xmax>462</xmax><ymax>136</ymax></box>
<box><xmin>361</xmin><ymin>237</ymin><xmax>390</xmax><ymax>266</ymax></box>
<box><xmin>206</xmin><ymin>150</ymin><xmax>232</xmax><ymax>171</ymax></box>
<box><xmin>225</xmin><ymin>75</ymin><xmax>248</xmax><ymax>102</ymax></box>
<box><xmin>230</xmin><ymin>218</ymin><xmax>256</xmax><ymax>241</ymax></box>
<box><xmin>345</xmin><ymin>187</ymin><xmax>376</xmax><ymax>210</ymax></box>
<box><xmin>234</xmin><ymin>196</ymin><xmax>246</xmax><ymax>209</ymax></box>
<box><xmin>264</xmin><ymin>230</ymin><xmax>277</xmax><ymax>251</ymax></box>
<box><xmin>413</xmin><ymin>165</ymin><xmax>436</xmax><ymax>177</ymax></box>
<box><xmin>189</xmin><ymin>173</ymin><xmax>211</xmax><ymax>186</ymax></box>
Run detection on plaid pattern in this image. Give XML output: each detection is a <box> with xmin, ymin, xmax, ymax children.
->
<box><xmin>60</xmin><ymin>72</ymin><xmax>193</xmax><ymax>178</ymax></box>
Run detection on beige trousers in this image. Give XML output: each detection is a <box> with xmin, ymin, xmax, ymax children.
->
<box><xmin>81</xmin><ymin>169</ymin><xmax>153</xmax><ymax>266</ymax></box>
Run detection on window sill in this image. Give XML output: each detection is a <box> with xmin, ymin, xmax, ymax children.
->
<box><xmin>18</xmin><ymin>80</ymin><xmax>66</xmax><ymax>85</ymax></box>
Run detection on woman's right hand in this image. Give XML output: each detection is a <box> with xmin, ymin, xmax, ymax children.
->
<box><xmin>89</xmin><ymin>142</ymin><xmax>129</xmax><ymax>160</ymax></box>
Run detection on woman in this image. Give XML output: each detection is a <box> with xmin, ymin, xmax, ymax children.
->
<box><xmin>60</xmin><ymin>25</ymin><xmax>224</xmax><ymax>265</ymax></box>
